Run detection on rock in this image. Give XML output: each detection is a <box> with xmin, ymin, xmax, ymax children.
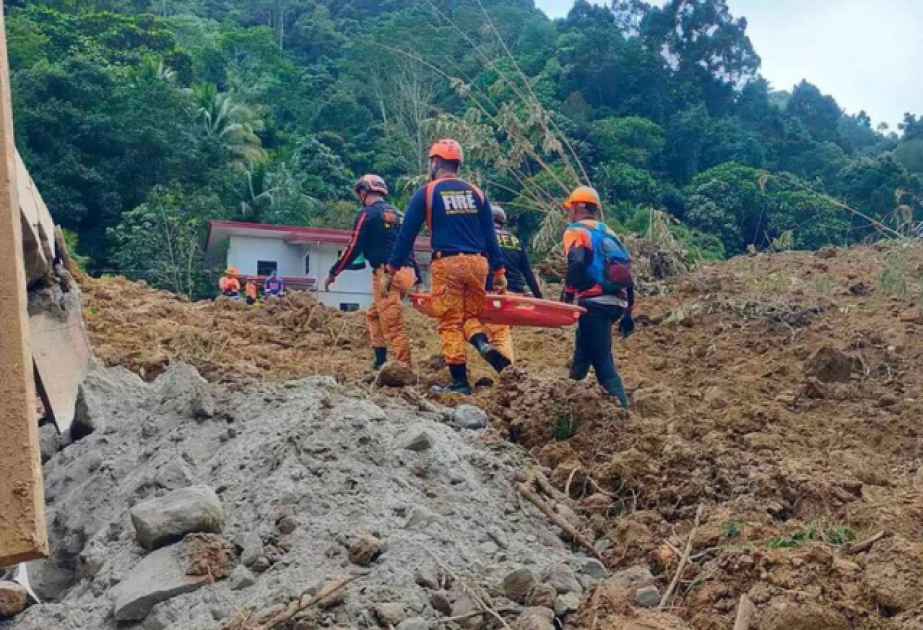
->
<box><xmin>631</xmin><ymin>386</ymin><xmax>675</xmax><ymax>417</ymax></box>
<box><xmin>429</xmin><ymin>591</ymin><xmax>453</xmax><ymax>615</ymax></box>
<box><xmin>554</xmin><ymin>592</ymin><xmax>581</xmax><ymax>617</ymax></box>
<box><xmin>38</xmin><ymin>424</ymin><xmax>59</xmax><ymax>464</ymax></box>
<box><xmin>404</xmin><ymin>431</ymin><xmax>435</xmax><ymax>452</ymax></box>
<box><xmin>154</xmin><ymin>459</ymin><xmax>196</xmax><ymax>490</ymax></box>
<box><xmin>111</xmin><ymin>542</ymin><xmax>213</xmax><ymax>621</ymax></box>
<box><xmin>397</xmin><ymin>616</ymin><xmax>429</xmax><ymax>630</ymax></box>
<box><xmin>450</xmin><ymin>593</ymin><xmax>484</xmax><ymax>630</ymax></box>
<box><xmin>130</xmin><ymin>486</ymin><xmax>224</xmax><ymax>550</ymax></box>
<box><xmin>815</xmin><ymin>246</ymin><xmax>838</xmax><ymax>259</ymax></box>
<box><xmin>577</xmin><ymin>559</ymin><xmax>608</xmax><ymax>579</ymax></box>
<box><xmin>606</xmin><ymin>566</ymin><xmax>655</xmax><ymax>591</ymax></box>
<box><xmin>503</xmin><ymin>568</ymin><xmax>537</xmax><ymax>604</ymax></box>
<box><xmin>526</xmin><ymin>584</ymin><xmax>557</xmax><ymax>609</ymax></box>
<box><xmin>479</xmin><ymin>541</ymin><xmax>500</xmax><ymax>555</ymax></box>
<box><xmin>849</xmin><ymin>282</ymin><xmax>870</xmax><ymax>297</ymax></box>
<box><xmin>375</xmin><ymin>602</ymin><xmax>407</xmax><ymax>626</ymax></box>
<box><xmin>635</xmin><ymin>586</ymin><xmax>660</xmax><ymax>608</ymax></box>
<box><xmin>0</xmin><ymin>582</ymin><xmax>28</xmax><ymax>618</ymax></box>
<box><xmin>251</xmin><ymin>556</ymin><xmax>271</xmax><ymax>573</ymax></box>
<box><xmin>278</xmin><ymin>516</ymin><xmax>299</xmax><ymax>535</ymax></box>
<box><xmin>228</xmin><ymin>566</ymin><xmax>255</xmax><ymax>591</ymax></box>
<box><xmin>239</xmin><ymin>532</ymin><xmax>263</xmax><ymax>567</ymax></box>
<box><xmin>544</xmin><ymin>564</ymin><xmax>582</xmax><ymax>595</ymax></box>
<box><xmin>376</xmin><ymin>362</ymin><xmax>418</xmax><ymax>388</ymax></box>
<box><xmin>453</xmin><ymin>405</ymin><xmax>489</xmax><ymax>430</ymax></box>
<box><xmin>405</xmin><ymin>505</ymin><xmax>439</xmax><ymax>529</ymax></box>
<box><xmin>803</xmin><ymin>346</ymin><xmax>861</xmax><ymax>383</ymax></box>
<box><xmin>72</xmin><ymin>384</ymin><xmax>102</xmax><ymax>440</ymax></box>
<box><xmin>878</xmin><ymin>393</ymin><xmax>900</xmax><ymax>408</ymax></box>
<box><xmin>181</xmin><ymin>534</ymin><xmax>237</xmax><ymax>579</ymax></box>
<box><xmin>349</xmin><ymin>535</ymin><xmax>381</xmax><ymax>566</ymax></box>
<box><xmin>515</xmin><ymin>607</ymin><xmax>554</xmax><ymax>630</ymax></box>
<box><xmin>414</xmin><ymin>566</ymin><xmax>440</xmax><ymax>590</ymax></box>
<box><xmin>192</xmin><ymin>391</ymin><xmax>216</xmax><ymax>419</ymax></box>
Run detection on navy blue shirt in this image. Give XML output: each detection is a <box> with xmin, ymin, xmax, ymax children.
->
<box><xmin>388</xmin><ymin>178</ymin><xmax>505</xmax><ymax>272</ymax></box>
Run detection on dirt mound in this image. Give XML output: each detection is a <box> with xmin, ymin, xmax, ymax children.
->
<box><xmin>73</xmin><ymin>241</ymin><xmax>923</xmax><ymax>629</ymax></box>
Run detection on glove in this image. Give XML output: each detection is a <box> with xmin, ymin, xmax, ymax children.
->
<box><xmin>493</xmin><ymin>270</ymin><xmax>508</xmax><ymax>294</ymax></box>
<box><xmin>619</xmin><ymin>312</ymin><xmax>635</xmax><ymax>339</ymax></box>
<box><xmin>324</xmin><ymin>275</ymin><xmax>335</xmax><ymax>292</ymax></box>
<box><xmin>378</xmin><ymin>270</ymin><xmax>393</xmax><ymax>298</ymax></box>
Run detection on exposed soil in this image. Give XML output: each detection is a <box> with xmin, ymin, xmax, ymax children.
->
<box><xmin>79</xmin><ymin>241</ymin><xmax>923</xmax><ymax>629</ymax></box>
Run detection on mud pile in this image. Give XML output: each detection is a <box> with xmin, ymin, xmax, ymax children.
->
<box><xmin>70</xmin><ymin>241</ymin><xmax>923</xmax><ymax>629</ymax></box>
<box><xmin>3</xmin><ymin>363</ymin><xmax>614</xmax><ymax>630</ymax></box>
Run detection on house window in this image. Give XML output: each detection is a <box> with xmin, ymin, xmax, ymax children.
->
<box><xmin>304</xmin><ymin>254</ymin><xmax>310</xmax><ymax>275</ymax></box>
<box><xmin>339</xmin><ymin>303</ymin><xmax>359</xmax><ymax>312</ymax></box>
<box><xmin>257</xmin><ymin>260</ymin><xmax>277</xmax><ymax>276</ymax></box>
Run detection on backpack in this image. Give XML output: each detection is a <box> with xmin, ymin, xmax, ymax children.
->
<box><xmin>572</xmin><ymin>221</ymin><xmax>633</xmax><ymax>293</ymax></box>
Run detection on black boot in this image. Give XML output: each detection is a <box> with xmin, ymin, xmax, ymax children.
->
<box><xmin>470</xmin><ymin>333</ymin><xmax>511</xmax><ymax>374</ymax></box>
<box><xmin>601</xmin><ymin>375</ymin><xmax>629</xmax><ymax>409</ymax></box>
<box><xmin>431</xmin><ymin>364</ymin><xmax>472</xmax><ymax>395</ymax></box>
<box><xmin>372</xmin><ymin>347</ymin><xmax>388</xmax><ymax>370</ymax></box>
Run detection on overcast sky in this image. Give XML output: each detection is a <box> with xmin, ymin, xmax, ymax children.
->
<box><xmin>534</xmin><ymin>0</ymin><xmax>923</xmax><ymax>129</ymax></box>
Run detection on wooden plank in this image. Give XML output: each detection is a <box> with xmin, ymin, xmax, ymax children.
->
<box><xmin>0</xmin><ymin>0</ymin><xmax>49</xmax><ymax>567</ymax></box>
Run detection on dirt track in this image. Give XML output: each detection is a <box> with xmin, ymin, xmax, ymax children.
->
<box><xmin>82</xmin><ymin>242</ymin><xmax>923</xmax><ymax>629</ymax></box>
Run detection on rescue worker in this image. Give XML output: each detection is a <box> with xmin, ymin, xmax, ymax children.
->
<box><xmin>245</xmin><ymin>277</ymin><xmax>258</xmax><ymax>306</ymax></box>
<box><xmin>485</xmin><ymin>206</ymin><xmax>543</xmax><ymax>362</ymax></box>
<box><xmin>264</xmin><ymin>270</ymin><xmax>284</xmax><ymax>298</ymax></box>
<box><xmin>561</xmin><ymin>186</ymin><xmax>634</xmax><ymax>408</ymax></box>
<box><xmin>219</xmin><ymin>269</ymin><xmax>240</xmax><ymax>299</ymax></box>
<box><xmin>386</xmin><ymin>139</ymin><xmax>508</xmax><ymax>395</ymax></box>
<box><xmin>325</xmin><ymin>174</ymin><xmax>417</xmax><ymax>368</ymax></box>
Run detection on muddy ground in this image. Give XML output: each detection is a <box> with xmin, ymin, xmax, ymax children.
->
<box><xmin>79</xmin><ymin>241</ymin><xmax>923</xmax><ymax>630</ymax></box>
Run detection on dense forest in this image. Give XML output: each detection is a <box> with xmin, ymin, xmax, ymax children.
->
<box><xmin>7</xmin><ymin>0</ymin><xmax>923</xmax><ymax>296</ymax></box>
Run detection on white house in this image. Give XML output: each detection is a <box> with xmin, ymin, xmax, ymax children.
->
<box><xmin>205</xmin><ymin>220</ymin><xmax>431</xmax><ymax>310</ymax></box>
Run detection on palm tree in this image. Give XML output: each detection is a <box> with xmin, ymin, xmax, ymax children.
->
<box><xmin>190</xmin><ymin>83</ymin><xmax>267</xmax><ymax>166</ymax></box>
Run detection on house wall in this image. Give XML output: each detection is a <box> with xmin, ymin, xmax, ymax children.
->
<box><xmin>224</xmin><ymin>235</ymin><xmax>430</xmax><ymax>312</ymax></box>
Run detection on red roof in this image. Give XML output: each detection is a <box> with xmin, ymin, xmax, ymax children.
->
<box><xmin>206</xmin><ymin>220</ymin><xmax>430</xmax><ymax>251</ymax></box>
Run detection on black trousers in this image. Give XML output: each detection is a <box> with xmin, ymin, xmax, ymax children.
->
<box><xmin>571</xmin><ymin>301</ymin><xmax>628</xmax><ymax>407</ymax></box>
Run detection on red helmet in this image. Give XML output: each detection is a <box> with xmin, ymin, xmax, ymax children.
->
<box><xmin>354</xmin><ymin>174</ymin><xmax>389</xmax><ymax>197</ymax></box>
<box><xmin>428</xmin><ymin>139</ymin><xmax>463</xmax><ymax>163</ymax></box>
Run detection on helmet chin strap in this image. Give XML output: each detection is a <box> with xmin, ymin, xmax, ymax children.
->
<box><xmin>428</xmin><ymin>158</ymin><xmax>441</xmax><ymax>181</ymax></box>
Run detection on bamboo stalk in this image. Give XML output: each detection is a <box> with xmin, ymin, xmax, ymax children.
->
<box><xmin>515</xmin><ymin>480</ymin><xmax>606</xmax><ymax>564</ymax></box>
<box><xmin>659</xmin><ymin>504</ymin><xmax>704</xmax><ymax>609</ymax></box>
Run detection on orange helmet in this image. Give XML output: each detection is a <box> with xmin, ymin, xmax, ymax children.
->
<box><xmin>428</xmin><ymin>139</ymin><xmax>463</xmax><ymax>163</ymax></box>
<box><xmin>563</xmin><ymin>186</ymin><xmax>602</xmax><ymax>211</ymax></box>
<box><xmin>354</xmin><ymin>174</ymin><xmax>388</xmax><ymax>197</ymax></box>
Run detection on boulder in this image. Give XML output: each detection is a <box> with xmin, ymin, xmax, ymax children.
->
<box><xmin>397</xmin><ymin>617</ymin><xmax>430</xmax><ymax>630</ymax></box>
<box><xmin>192</xmin><ymin>391</ymin><xmax>216</xmax><ymax>419</ymax></box>
<box><xmin>577</xmin><ymin>559</ymin><xmax>608</xmax><ymax>579</ymax></box>
<box><xmin>349</xmin><ymin>535</ymin><xmax>381</xmax><ymax>566</ymax></box>
<box><xmin>515</xmin><ymin>607</ymin><xmax>554</xmax><ymax>630</ymax></box>
<box><xmin>130</xmin><ymin>486</ymin><xmax>224</xmax><ymax>550</ymax></box>
<box><xmin>238</xmin><ymin>532</ymin><xmax>263</xmax><ymax>567</ymax></box>
<box><xmin>0</xmin><ymin>582</ymin><xmax>28</xmax><ymax>618</ymax></box>
<box><xmin>228</xmin><ymin>566</ymin><xmax>255</xmax><ymax>591</ymax></box>
<box><xmin>154</xmin><ymin>460</ymin><xmax>196</xmax><ymax>490</ymax></box>
<box><xmin>453</xmin><ymin>405</ymin><xmax>489</xmax><ymax>430</ymax></box>
<box><xmin>502</xmin><ymin>568</ymin><xmax>537</xmax><ymax>604</ymax></box>
<box><xmin>544</xmin><ymin>564</ymin><xmax>582</xmax><ymax>595</ymax></box>
<box><xmin>451</xmin><ymin>592</ymin><xmax>484</xmax><ymax>630</ymax></box>
<box><xmin>606</xmin><ymin>566</ymin><xmax>655</xmax><ymax>592</ymax></box>
<box><xmin>554</xmin><ymin>592</ymin><xmax>581</xmax><ymax>617</ymax></box>
<box><xmin>404</xmin><ymin>431</ymin><xmax>435</xmax><ymax>452</ymax></box>
<box><xmin>112</xmin><ymin>542</ymin><xmax>212</xmax><ymax>621</ymax></box>
<box><xmin>635</xmin><ymin>586</ymin><xmax>660</xmax><ymax>608</ymax></box>
<box><xmin>376</xmin><ymin>362</ymin><xmax>418</xmax><ymax>388</ymax></box>
<box><xmin>375</xmin><ymin>602</ymin><xmax>407</xmax><ymax>627</ymax></box>
<box><xmin>526</xmin><ymin>584</ymin><xmax>557</xmax><ymax>609</ymax></box>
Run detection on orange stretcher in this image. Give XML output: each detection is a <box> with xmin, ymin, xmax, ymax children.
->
<box><xmin>410</xmin><ymin>293</ymin><xmax>585</xmax><ymax>328</ymax></box>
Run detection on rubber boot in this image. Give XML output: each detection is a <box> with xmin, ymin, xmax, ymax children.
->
<box><xmin>602</xmin><ymin>375</ymin><xmax>629</xmax><ymax>409</ymax></box>
<box><xmin>431</xmin><ymin>364</ymin><xmax>472</xmax><ymax>395</ymax></box>
<box><xmin>470</xmin><ymin>333</ymin><xmax>511</xmax><ymax>374</ymax></box>
<box><xmin>371</xmin><ymin>347</ymin><xmax>388</xmax><ymax>371</ymax></box>
<box><xmin>569</xmin><ymin>359</ymin><xmax>590</xmax><ymax>381</ymax></box>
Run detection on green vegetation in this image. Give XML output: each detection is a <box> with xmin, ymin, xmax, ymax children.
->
<box><xmin>766</xmin><ymin>522</ymin><xmax>857</xmax><ymax>549</ymax></box>
<box><xmin>8</xmin><ymin>0</ymin><xmax>923</xmax><ymax>296</ymax></box>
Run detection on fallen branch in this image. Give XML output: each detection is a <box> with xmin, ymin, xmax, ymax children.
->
<box><xmin>659</xmin><ymin>504</ymin><xmax>704</xmax><ymax>609</ymax></box>
<box><xmin>564</xmin><ymin>466</ymin><xmax>580</xmax><ymax>498</ymax></box>
<box><xmin>534</xmin><ymin>471</ymin><xmax>570</xmax><ymax>505</ymax></box>
<box><xmin>515</xmin><ymin>481</ymin><xmax>606</xmax><ymax>564</ymax></box>
<box><xmin>244</xmin><ymin>575</ymin><xmax>356</xmax><ymax>630</ymax></box>
<box><xmin>733</xmin><ymin>594</ymin><xmax>755</xmax><ymax>630</ymax></box>
<box><xmin>843</xmin><ymin>530</ymin><xmax>889</xmax><ymax>555</ymax></box>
